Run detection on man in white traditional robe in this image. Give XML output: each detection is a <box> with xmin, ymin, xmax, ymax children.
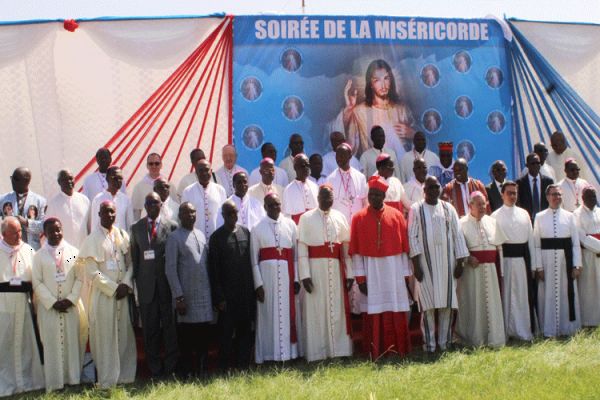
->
<box><xmin>457</xmin><ymin>191</ymin><xmax>507</xmax><ymax>348</ymax></box>
<box><xmin>91</xmin><ymin>166</ymin><xmax>134</xmax><ymax>232</ymax></box>
<box><xmin>533</xmin><ymin>184</ymin><xmax>583</xmax><ymax>338</ymax></box>
<box><xmin>492</xmin><ymin>181</ymin><xmax>536</xmax><ymax>340</ymax></box>
<box><xmin>399</xmin><ymin>131</ymin><xmax>440</xmax><ymax>183</ymax></box>
<box><xmin>131</xmin><ymin>153</ymin><xmax>173</xmax><ymax>220</ymax></box>
<box><xmin>350</xmin><ymin>176</ymin><xmax>413</xmax><ymax>359</ymax></box>
<box><xmin>573</xmin><ymin>187</ymin><xmax>600</xmax><ymax>327</ymax></box>
<box><xmin>298</xmin><ymin>185</ymin><xmax>353</xmax><ymax>361</ymax></box>
<box><xmin>0</xmin><ymin>217</ymin><xmax>44</xmax><ymax>396</ymax></box>
<box><xmin>220</xmin><ymin>172</ymin><xmax>264</xmax><ymax>231</ymax></box>
<box><xmin>249</xmin><ymin>142</ymin><xmax>289</xmax><ymax>187</ymax></box>
<box><xmin>279</xmin><ymin>134</ymin><xmax>305</xmax><ymax>182</ymax></box>
<box><xmin>33</xmin><ymin>218</ymin><xmax>85</xmax><ymax>392</ymax></box>
<box><xmin>409</xmin><ymin>176</ymin><xmax>469</xmax><ymax>352</ymax></box>
<box><xmin>141</xmin><ymin>178</ymin><xmax>179</xmax><ymax>222</ymax></box>
<box><xmin>322</xmin><ymin>131</ymin><xmax>363</xmax><ymax>177</ymax></box>
<box><xmin>429</xmin><ymin>142</ymin><xmax>455</xmax><ymax>188</ymax></box>
<box><xmin>559</xmin><ymin>159</ymin><xmax>590</xmax><ymax>212</ymax></box>
<box><xmin>46</xmin><ymin>170</ymin><xmax>90</xmax><ymax>248</ymax></box>
<box><xmin>360</xmin><ymin>125</ymin><xmax>401</xmax><ymax>178</ymax></box>
<box><xmin>214</xmin><ymin>144</ymin><xmax>248</xmax><ymax>198</ymax></box>
<box><xmin>79</xmin><ymin>201</ymin><xmax>136</xmax><ymax>388</ymax></box>
<box><xmin>326</xmin><ymin>143</ymin><xmax>367</xmax><ymax>225</ymax></box>
<box><xmin>251</xmin><ymin>193</ymin><xmax>299</xmax><ymax>363</ymax></box>
<box><xmin>547</xmin><ymin>131</ymin><xmax>590</xmax><ymax>182</ymax></box>
<box><xmin>181</xmin><ymin>159</ymin><xmax>227</xmax><ymax>239</ymax></box>
<box><xmin>403</xmin><ymin>158</ymin><xmax>427</xmax><ymax>208</ymax></box>
<box><xmin>282</xmin><ymin>154</ymin><xmax>319</xmax><ymax>224</ymax></box>
<box><xmin>82</xmin><ymin>147</ymin><xmax>126</xmax><ymax>201</ymax></box>
<box><xmin>176</xmin><ymin>148</ymin><xmax>206</xmax><ymax>201</ymax></box>
<box><xmin>248</xmin><ymin>158</ymin><xmax>284</xmax><ymax>206</ymax></box>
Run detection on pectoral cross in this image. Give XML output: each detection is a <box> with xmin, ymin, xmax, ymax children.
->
<box><xmin>328</xmin><ymin>241</ymin><xmax>335</xmax><ymax>253</ymax></box>
<box><xmin>276</xmin><ymin>246</ymin><xmax>283</xmax><ymax>256</ymax></box>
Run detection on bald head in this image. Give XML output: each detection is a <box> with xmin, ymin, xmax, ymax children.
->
<box><xmin>11</xmin><ymin>167</ymin><xmax>31</xmax><ymax>194</ymax></box>
<box><xmin>222</xmin><ymin>144</ymin><xmax>237</xmax><ymax>169</ymax></box>
<box><xmin>57</xmin><ymin>169</ymin><xmax>75</xmax><ymax>196</ymax></box>
<box><xmin>1</xmin><ymin>217</ymin><xmax>21</xmax><ymax>246</ymax></box>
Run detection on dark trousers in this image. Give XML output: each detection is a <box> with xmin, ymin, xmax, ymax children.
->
<box><xmin>176</xmin><ymin>322</ymin><xmax>211</xmax><ymax>376</ymax></box>
<box><xmin>217</xmin><ymin>311</ymin><xmax>254</xmax><ymax>371</ymax></box>
<box><xmin>139</xmin><ymin>298</ymin><xmax>178</xmax><ymax>377</ymax></box>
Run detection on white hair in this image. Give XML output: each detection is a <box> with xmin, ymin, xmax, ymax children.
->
<box><xmin>0</xmin><ymin>216</ymin><xmax>20</xmax><ymax>234</ymax></box>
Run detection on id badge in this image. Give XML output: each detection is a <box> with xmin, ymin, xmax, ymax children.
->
<box><xmin>9</xmin><ymin>277</ymin><xmax>22</xmax><ymax>286</ymax></box>
<box><xmin>55</xmin><ymin>271</ymin><xmax>66</xmax><ymax>283</ymax></box>
<box><xmin>144</xmin><ymin>250</ymin><xmax>156</xmax><ymax>261</ymax></box>
<box><xmin>106</xmin><ymin>260</ymin><xmax>118</xmax><ymax>271</ymax></box>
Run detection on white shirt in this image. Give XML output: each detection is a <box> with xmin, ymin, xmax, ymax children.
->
<box><xmin>326</xmin><ymin>167</ymin><xmax>367</xmax><ymax>224</ymax></box>
<box><xmin>360</xmin><ymin>147</ymin><xmax>400</xmax><ymax>178</ymax></box>
<box><xmin>559</xmin><ymin>177</ymin><xmax>589</xmax><ymax>212</ymax></box>
<box><xmin>308</xmin><ymin>175</ymin><xmax>327</xmax><ymax>186</ymax></box>
<box><xmin>282</xmin><ymin>179</ymin><xmax>319</xmax><ymax>217</ymax></box>
<box><xmin>222</xmin><ymin>194</ymin><xmax>265</xmax><ymax>231</ymax></box>
<box><xmin>176</xmin><ymin>172</ymin><xmax>198</xmax><ymax>202</ymax></box>
<box><xmin>46</xmin><ymin>191</ymin><xmax>90</xmax><ymax>248</ymax></box>
<box><xmin>399</xmin><ymin>148</ymin><xmax>441</xmax><ymax>183</ymax></box>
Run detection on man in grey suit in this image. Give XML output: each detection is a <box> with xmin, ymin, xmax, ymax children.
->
<box><xmin>131</xmin><ymin>192</ymin><xmax>178</xmax><ymax>378</ymax></box>
<box><xmin>166</xmin><ymin>202</ymin><xmax>213</xmax><ymax>378</ymax></box>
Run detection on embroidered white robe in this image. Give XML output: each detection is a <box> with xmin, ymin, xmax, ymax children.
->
<box><xmin>573</xmin><ymin>205</ymin><xmax>600</xmax><ymax>326</ymax></box>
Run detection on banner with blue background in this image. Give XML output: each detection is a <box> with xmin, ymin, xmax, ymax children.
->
<box><xmin>233</xmin><ymin>15</ymin><xmax>513</xmax><ymax>181</ymax></box>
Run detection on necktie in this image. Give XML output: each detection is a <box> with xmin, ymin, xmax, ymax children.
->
<box><xmin>532</xmin><ymin>177</ymin><xmax>540</xmax><ymax>217</ymax></box>
<box><xmin>150</xmin><ymin>220</ymin><xmax>157</xmax><ymax>242</ymax></box>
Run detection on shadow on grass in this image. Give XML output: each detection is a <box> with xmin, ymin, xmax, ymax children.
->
<box><xmin>14</xmin><ymin>328</ymin><xmax>600</xmax><ymax>399</ymax></box>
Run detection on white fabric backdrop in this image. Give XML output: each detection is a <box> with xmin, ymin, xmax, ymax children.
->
<box><xmin>0</xmin><ymin>17</ymin><xmax>228</xmax><ymax>198</ymax></box>
<box><xmin>511</xmin><ymin>21</ymin><xmax>600</xmax><ymax>187</ymax></box>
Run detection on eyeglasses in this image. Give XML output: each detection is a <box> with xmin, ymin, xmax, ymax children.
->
<box><xmin>148</xmin><ymin>162</ymin><xmax>161</xmax><ymax>166</ymax></box>
<box><xmin>549</xmin><ymin>193</ymin><xmax>562</xmax><ymax>197</ymax></box>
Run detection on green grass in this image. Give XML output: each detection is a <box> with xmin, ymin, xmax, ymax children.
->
<box><xmin>16</xmin><ymin>328</ymin><xmax>600</xmax><ymax>399</ymax></box>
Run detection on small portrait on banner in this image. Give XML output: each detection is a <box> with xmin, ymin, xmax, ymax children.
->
<box><xmin>242</xmin><ymin>125</ymin><xmax>264</xmax><ymax>150</ymax></box>
<box><xmin>457</xmin><ymin>140</ymin><xmax>476</xmax><ymax>163</ymax></box>
<box><xmin>485</xmin><ymin>67</ymin><xmax>504</xmax><ymax>88</ymax></box>
<box><xmin>281</xmin><ymin>48</ymin><xmax>302</xmax><ymax>72</ymax></box>
<box><xmin>282</xmin><ymin>96</ymin><xmax>304</xmax><ymax>121</ymax></box>
<box><xmin>422</xmin><ymin>109</ymin><xmax>442</xmax><ymax>134</ymax></box>
<box><xmin>453</xmin><ymin>50</ymin><xmax>472</xmax><ymax>73</ymax></box>
<box><xmin>487</xmin><ymin>111</ymin><xmax>505</xmax><ymax>133</ymax></box>
<box><xmin>455</xmin><ymin>95</ymin><xmax>473</xmax><ymax>119</ymax></box>
<box><xmin>421</xmin><ymin>64</ymin><xmax>440</xmax><ymax>88</ymax></box>
<box><xmin>241</xmin><ymin>76</ymin><xmax>263</xmax><ymax>101</ymax></box>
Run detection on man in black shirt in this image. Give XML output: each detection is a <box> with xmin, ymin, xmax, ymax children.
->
<box><xmin>208</xmin><ymin>200</ymin><xmax>256</xmax><ymax>371</ymax></box>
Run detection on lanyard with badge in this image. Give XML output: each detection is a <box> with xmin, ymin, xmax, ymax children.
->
<box><xmin>50</xmin><ymin>247</ymin><xmax>66</xmax><ymax>283</ymax></box>
<box><xmin>106</xmin><ymin>231</ymin><xmax>120</xmax><ymax>271</ymax></box>
<box><xmin>144</xmin><ymin>219</ymin><xmax>158</xmax><ymax>261</ymax></box>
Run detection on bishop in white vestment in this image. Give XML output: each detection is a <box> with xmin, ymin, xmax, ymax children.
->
<box><xmin>251</xmin><ymin>194</ymin><xmax>299</xmax><ymax>363</ymax></box>
<box><xmin>298</xmin><ymin>186</ymin><xmax>353</xmax><ymax>361</ymax></box>
<box><xmin>457</xmin><ymin>192</ymin><xmax>507</xmax><ymax>348</ymax></box>
<box><xmin>282</xmin><ymin>154</ymin><xmax>319</xmax><ymax>224</ymax></box>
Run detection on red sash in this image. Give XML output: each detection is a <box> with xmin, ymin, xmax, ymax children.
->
<box><xmin>470</xmin><ymin>250</ymin><xmax>502</xmax><ymax>297</ymax></box>
<box><xmin>308</xmin><ymin>243</ymin><xmax>352</xmax><ymax>335</ymax></box>
<box><xmin>258</xmin><ymin>247</ymin><xmax>297</xmax><ymax>343</ymax></box>
<box><xmin>291</xmin><ymin>211</ymin><xmax>307</xmax><ymax>225</ymax></box>
<box><xmin>589</xmin><ymin>234</ymin><xmax>600</xmax><ymax>241</ymax></box>
<box><xmin>384</xmin><ymin>201</ymin><xmax>403</xmax><ymax>214</ymax></box>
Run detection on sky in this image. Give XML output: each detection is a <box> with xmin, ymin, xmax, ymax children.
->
<box><xmin>0</xmin><ymin>0</ymin><xmax>599</xmax><ymax>24</ymax></box>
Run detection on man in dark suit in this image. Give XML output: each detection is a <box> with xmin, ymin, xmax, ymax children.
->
<box><xmin>485</xmin><ymin>160</ymin><xmax>507</xmax><ymax>212</ymax></box>
<box><xmin>516</xmin><ymin>153</ymin><xmax>554</xmax><ymax>223</ymax></box>
<box><xmin>131</xmin><ymin>192</ymin><xmax>178</xmax><ymax>378</ymax></box>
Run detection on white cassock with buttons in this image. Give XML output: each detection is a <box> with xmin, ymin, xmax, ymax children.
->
<box><xmin>533</xmin><ymin>207</ymin><xmax>582</xmax><ymax>337</ymax></box>
<box><xmin>181</xmin><ymin>181</ymin><xmax>227</xmax><ymax>238</ymax></box>
<box><xmin>32</xmin><ymin>241</ymin><xmax>86</xmax><ymax>392</ymax></box>
<box><xmin>298</xmin><ymin>208</ymin><xmax>354</xmax><ymax>362</ymax></box>
<box><xmin>78</xmin><ymin>227</ymin><xmax>136</xmax><ymax>388</ymax></box>
<box><xmin>250</xmin><ymin>215</ymin><xmax>299</xmax><ymax>363</ymax></box>
<box><xmin>282</xmin><ymin>179</ymin><xmax>319</xmax><ymax>223</ymax></box>
<box><xmin>457</xmin><ymin>214</ymin><xmax>507</xmax><ymax>348</ymax></box>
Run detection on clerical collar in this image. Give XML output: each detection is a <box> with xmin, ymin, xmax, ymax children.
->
<box><xmin>59</xmin><ymin>190</ymin><xmax>74</xmax><ymax>198</ymax></box>
<box><xmin>468</xmin><ymin>213</ymin><xmax>483</xmax><ymax>222</ymax></box>
<box><xmin>495</xmin><ymin>180</ymin><xmax>504</xmax><ymax>188</ymax></box>
<box><xmin>267</xmin><ymin>215</ymin><xmax>280</xmax><ymax>223</ymax></box>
